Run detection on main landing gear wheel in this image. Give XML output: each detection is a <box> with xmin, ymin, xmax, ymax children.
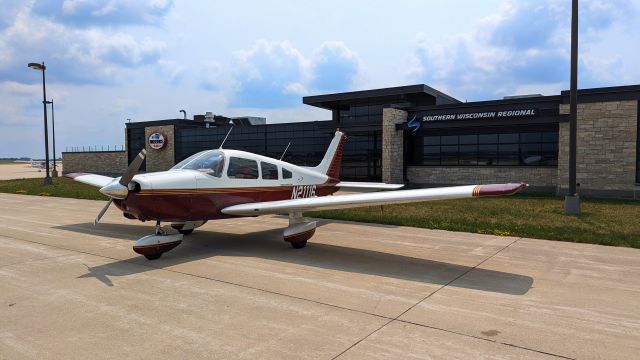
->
<box><xmin>290</xmin><ymin>240</ymin><xmax>307</xmax><ymax>249</ymax></box>
<box><xmin>178</xmin><ymin>228</ymin><xmax>194</xmax><ymax>235</ymax></box>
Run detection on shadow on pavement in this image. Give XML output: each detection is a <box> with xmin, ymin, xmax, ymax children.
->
<box><xmin>59</xmin><ymin>222</ymin><xmax>533</xmax><ymax>295</ymax></box>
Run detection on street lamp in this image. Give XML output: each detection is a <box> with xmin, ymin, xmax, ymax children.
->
<box><xmin>564</xmin><ymin>0</ymin><xmax>581</xmax><ymax>214</ymax></box>
<box><xmin>27</xmin><ymin>61</ymin><xmax>52</xmax><ymax>185</ymax></box>
<box><xmin>45</xmin><ymin>99</ymin><xmax>58</xmax><ymax>177</ymax></box>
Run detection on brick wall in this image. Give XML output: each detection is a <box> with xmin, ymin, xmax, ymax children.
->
<box><xmin>558</xmin><ymin>100</ymin><xmax>638</xmax><ymax>198</ymax></box>
<box><xmin>407</xmin><ymin>166</ymin><xmax>557</xmax><ymax>192</ymax></box>
<box><xmin>145</xmin><ymin>125</ymin><xmax>175</xmax><ymax>172</ymax></box>
<box><xmin>382</xmin><ymin>107</ymin><xmax>407</xmax><ymax>184</ymax></box>
<box><xmin>62</xmin><ymin>151</ymin><xmax>127</xmax><ymax>176</ymax></box>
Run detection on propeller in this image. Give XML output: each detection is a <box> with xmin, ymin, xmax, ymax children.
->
<box><xmin>94</xmin><ymin>149</ymin><xmax>147</xmax><ymax>225</ymax></box>
<box><xmin>94</xmin><ymin>199</ymin><xmax>113</xmax><ymax>226</ymax></box>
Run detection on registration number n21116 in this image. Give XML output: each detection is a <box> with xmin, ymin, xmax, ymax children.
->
<box><xmin>291</xmin><ymin>185</ymin><xmax>316</xmax><ymax>199</ymax></box>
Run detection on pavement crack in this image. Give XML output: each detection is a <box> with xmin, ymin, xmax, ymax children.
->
<box><xmin>395</xmin><ymin>237</ymin><xmax>521</xmax><ymax>320</ymax></box>
<box><xmin>329</xmin><ymin>237</ymin><xmax>562</xmax><ymax>360</ymax></box>
<box><xmin>0</xmin><ymin>253</ymin><xmax>74</xmax><ymax>270</ymax></box>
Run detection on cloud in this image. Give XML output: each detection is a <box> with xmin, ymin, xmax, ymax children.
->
<box><xmin>0</xmin><ymin>2</ymin><xmax>169</xmax><ymax>85</ymax></box>
<box><xmin>32</xmin><ymin>0</ymin><xmax>173</xmax><ymax>27</ymax></box>
<box><xmin>408</xmin><ymin>0</ymin><xmax>639</xmax><ymax>100</ymax></box>
<box><xmin>0</xmin><ymin>1</ymin><xmax>23</xmax><ymax>31</ymax></box>
<box><xmin>229</xmin><ymin>40</ymin><xmax>307</xmax><ymax>108</ymax></box>
<box><xmin>157</xmin><ymin>59</ymin><xmax>185</xmax><ymax>85</ymax></box>
<box><xmin>309</xmin><ymin>42</ymin><xmax>360</xmax><ymax>92</ymax></box>
<box><xmin>203</xmin><ymin>40</ymin><xmax>362</xmax><ymax>108</ymax></box>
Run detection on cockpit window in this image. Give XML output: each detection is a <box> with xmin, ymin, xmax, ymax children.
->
<box><xmin>261</xmin><ymin>162</ymin><xmax>279</xmax><ymax>180</ymax></box>
<box><xmin>171</xmin><ymin>150</ymin><xmax>225</xmax><ymax>177</ymax></box>
<box><xmin>227</xmin><ymin>157</ymin><xmax>259</xmax><ymax>179</ymax></box>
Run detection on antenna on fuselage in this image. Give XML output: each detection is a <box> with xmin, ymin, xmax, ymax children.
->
<box><xmin>279</xmin><ymin>141</ymin><xmax>292</xmax><ymax>160</ymax></box>
<box><xmin>219</xmin><ymin>126</ymin><xmax>233</xmax><ymax>149</ymax></box>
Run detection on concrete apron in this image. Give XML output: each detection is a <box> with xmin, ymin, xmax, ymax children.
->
<box><xmin>0</xmin><ymin>193</ymin><xmax>638</xmax><ymax>359</ymax></box>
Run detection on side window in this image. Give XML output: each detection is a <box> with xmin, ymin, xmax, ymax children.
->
<box><xmin>227</xmin><ymin>157</ymin><xmax>259</xmax><ymax>179</ymax></box>
<box><xmin>261</xmin><ymin>162</ymin><xmax>279</xmax><ymax>180</ymax></box>
<box><xmin>282</xmin><ymin>168</ymin><xmax>292</xmax><ymax>179</ymax></box>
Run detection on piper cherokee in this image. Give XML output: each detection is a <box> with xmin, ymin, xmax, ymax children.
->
<box><xmin>67</xmin><ymin>130</ymin><xmax>528</xmax><ymax>260</ymax></box>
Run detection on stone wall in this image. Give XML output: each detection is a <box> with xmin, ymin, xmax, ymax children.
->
<box><xmin>62</xmin><ymin>151</ymin><xmax>127</xmax><ymax>176</ymax></box>
<box><xmin>407</xmin><ymin>166</ymin><xmax>557</xmax><ymax>192</ymax></box>
<box><xmin>558</xmin><ymin>100</ymin><xmax>638</xmax><ymax>198</ymax></box>
<box><xmin>145</xmin><ymin>125</ymin><xmax>175</xmax><ymax>172</ymax></box>
<box><xmin>382</xmin><ymin>107</ymin><xmax>407</xmax><ymax>184</ymax></box>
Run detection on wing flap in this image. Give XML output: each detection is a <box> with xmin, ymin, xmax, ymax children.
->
<box><xmin>65</xmin><ymin>173</ymin><xmax>115</xmax><ymax>188</ymax></box>
<box><xmin>336</xmin><ymin>181</ymin><xmax>404</xmax><ymax>190</ymax></box>
<box><xmin>222</xmin><ymin>183</ymin><xmax>527</xmax><ymax>216</ymax></box>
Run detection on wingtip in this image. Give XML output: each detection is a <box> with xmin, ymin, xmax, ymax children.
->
<box><xmin>475</xmin><ymin>183</ymin><xmax>529</xmax><ymax>197</ymax></box>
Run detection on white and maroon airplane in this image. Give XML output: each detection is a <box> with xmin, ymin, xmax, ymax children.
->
<box><xmin>67</xmin><ymin>130</ymin><xmax>527</xmax><ymax>260</ymax></box>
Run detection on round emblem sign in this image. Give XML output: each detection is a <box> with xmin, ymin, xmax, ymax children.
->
<box><xmin>148</xmin><ymin>132</ymin><xmax>166</xmax><ymax>150</ymax></box>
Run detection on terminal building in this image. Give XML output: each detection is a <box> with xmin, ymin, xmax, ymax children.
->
<box><xmin>63</xmin><ymin>84</ymin><xmax>640</xmax><ymax>199</ymax></box>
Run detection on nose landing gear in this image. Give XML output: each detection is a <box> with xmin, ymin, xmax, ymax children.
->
<box><xmin>133</xmin><ymin>221</ymin><xmax>183</xmax><ymax>260</ymax></box>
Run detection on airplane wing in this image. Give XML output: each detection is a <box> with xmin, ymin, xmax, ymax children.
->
<box><xmin>66</xmin><ymin>173</ymin><xmax>115</xmax><ymax>188</ymax></box>
<box><xmin>336</xmin><ymin>181</ymin><xmax>404</xmax><ymax>190</ymax></box>
<box><xmin>221</xmin><ymin>183</ymin><xmax>528</xmax><ymax>216</ymax></box>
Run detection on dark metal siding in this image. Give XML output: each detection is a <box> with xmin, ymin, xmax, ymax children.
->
<box><xmin>127</xmin><ymin>127</ymin><xmax>146</xmax><ymax>172</ymax></box>
<box><xmin>637</xmin><ymin>100</ymin><xmax>640</xmax><ymax>183</ymax></box>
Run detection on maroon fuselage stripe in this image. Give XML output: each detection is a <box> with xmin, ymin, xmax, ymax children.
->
<box><xmin>114</xmin><ymin>184</ymin><xmax>338</xmax><ymax>222</ymax></box>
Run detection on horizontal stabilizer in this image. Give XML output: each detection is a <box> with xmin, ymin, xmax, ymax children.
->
<box><xmin>65</xmin><ymin>173</ymin><xmax>115</xmax><ymax>188</ymax></box>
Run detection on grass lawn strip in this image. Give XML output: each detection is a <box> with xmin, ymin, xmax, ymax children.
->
<box><xmin>0</xmin><ymin>177</ymin><xmax>108</xmax><ymax>201</ymax></box>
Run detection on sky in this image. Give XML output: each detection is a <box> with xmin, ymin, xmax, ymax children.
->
<box><xmin>0</xmin><ymin>0</ymin><xmax>639</xmax><ymax>158</ymax></box>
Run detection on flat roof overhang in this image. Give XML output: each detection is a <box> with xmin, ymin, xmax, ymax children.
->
<box><xmin>303</xmin><ymin>84</ymin><xmax>461</xmax><ymax>110</ymax></box>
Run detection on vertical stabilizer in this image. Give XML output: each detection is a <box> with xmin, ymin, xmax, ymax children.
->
<box><xmin>313</xmin><ymin>130</ymin><xmax>345</xmax><ymax>179</ymax></box>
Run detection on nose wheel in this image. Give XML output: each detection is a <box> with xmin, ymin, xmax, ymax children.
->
<box><xmin>133</xmin><ymin>221</ymin><xmax>184</xmax><ymax>260</ymax></box>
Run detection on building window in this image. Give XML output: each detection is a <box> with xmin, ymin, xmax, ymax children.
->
<box><xmin>419</xmin><ymin>131</ymin><xmax>558</xmax><ymax>166</ymax></box>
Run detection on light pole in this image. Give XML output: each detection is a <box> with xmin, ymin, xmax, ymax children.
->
<box><xmin>564</xmin><ymin>0</ymin><xmax>581</xmax><ymax>214</ymax></box>
<box><xmin>28</xmin><ymin>62</ymin><xmax>52</xmax><ymax>185</ymax></box>
<box><xmin>46</xmin><ymin>99</ymin><xmax>58</xmax><ymax>177</ymax></box>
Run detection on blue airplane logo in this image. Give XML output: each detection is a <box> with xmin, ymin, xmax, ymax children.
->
<box><xmin>407</xmin><ymin>116</ymin><xmax>421</xmax><ymax>132</ymax></box>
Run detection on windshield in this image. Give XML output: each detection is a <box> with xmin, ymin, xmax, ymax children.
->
<box><xmin>171</xmin><ymin>150</ymin><xmax>226</xmax><ymax>177</ymax></box>
<box><xmin>171</xmin><ymin>151</ymin><xmax>207</xmax><ymax>170</ymax></box>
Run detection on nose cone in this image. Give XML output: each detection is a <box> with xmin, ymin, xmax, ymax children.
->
<box><xmin>99</xmin><ymin>181</ymin><xmax>129</xmax><ymax>199</ymax></box>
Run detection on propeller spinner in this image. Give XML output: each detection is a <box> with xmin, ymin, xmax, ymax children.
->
<box><xmin>94</xmin><ymin>149</ymin><xmax>147</xmax><ymax>225</ymax></box>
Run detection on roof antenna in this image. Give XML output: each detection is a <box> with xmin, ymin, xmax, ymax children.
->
<box><xmin>279</xmin><ymin>141</ymin><xmax>292</xmax><ymax>160</ymax></box>
<box><xmin>219</xmin><ymin>126</ymin><xmax>233</xmax><ymax>149</ymax></box>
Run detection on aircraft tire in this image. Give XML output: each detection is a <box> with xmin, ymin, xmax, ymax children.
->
<box><xmin>290</xmin><ymin>240</ymin><xmax>307</xmax><ymax>249</ymax></box>
<box><xmin>144</xmin><ymin>253</ymin><xmax>162</xmax><ymax>260</ymax></box>
<box><xmin>178</xmin><ymin>228</ymin><xmax>194</xmax><ymax>235</ymax></box>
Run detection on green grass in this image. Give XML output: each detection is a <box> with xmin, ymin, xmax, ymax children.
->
<box><xmin>0</xmin><ymin>177</ymin><xmax>108</xmax><ymax>201</ymax></box>
<box><xmin>307</xmin><ymin>194</ymin><xmax>640</xmax><ymax>248</ymax></box>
